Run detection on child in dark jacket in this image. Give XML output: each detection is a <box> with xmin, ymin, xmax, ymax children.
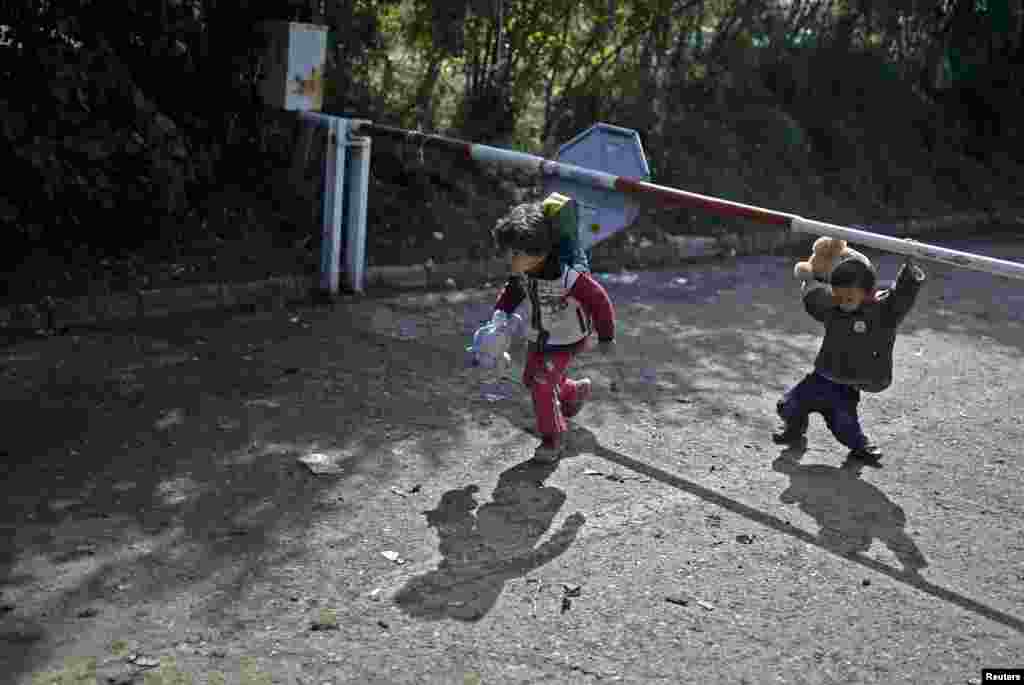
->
<box><xmin>490</xmin><ymin>201</ymin><xmax>616</xmax><ymax>463</ymax></box>
<box><xmin>774</xmin><ymin>244</ymin><xmax>926</xmax><ymax>461</ymax></box>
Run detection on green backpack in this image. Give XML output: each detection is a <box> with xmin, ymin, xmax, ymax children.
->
<box><xmin>541</xmin><ymin>192</ymin><xmax>590</xmax><ymax>272</ymax></box>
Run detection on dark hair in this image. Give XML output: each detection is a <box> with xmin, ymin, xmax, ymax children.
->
<box><xmin>831</xmin><ymin>258</ymin><xmax>877</xmax><ymax>291</ymax></box>
<box><xmin>491</xmin><ymin>201</ymin><xmax>557</xmax><ymax>256</ymax></box>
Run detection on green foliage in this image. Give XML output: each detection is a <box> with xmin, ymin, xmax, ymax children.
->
<box><xmin>1</xmin><ymin>0</ymin><xmax>1020</xmax><ymax>283</ymax></box>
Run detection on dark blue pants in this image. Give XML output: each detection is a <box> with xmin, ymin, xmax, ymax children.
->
<box><xmin>777</xmin><ymin>372</ymin><xmax>868</xmax><ymax>450</ymax></box>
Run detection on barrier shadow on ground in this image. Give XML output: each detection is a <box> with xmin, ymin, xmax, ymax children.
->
<box><xmin>392</xmin><ymin>459</ymin><xmax>584</xmax><ymax>622</ymax></box>
<box><xmin>564</xmin><ymin>425</ymin><xmax>1024</xmax><ymax>635</ymax></box>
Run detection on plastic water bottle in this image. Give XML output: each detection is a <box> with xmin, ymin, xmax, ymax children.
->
<box><xmin>467</xmin><ymin>312</ymin><xmax>523</xmax><ymax>401</ymax></box>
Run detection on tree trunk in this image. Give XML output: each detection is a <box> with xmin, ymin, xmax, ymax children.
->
<box><xmin>415</xmin><ymin>52</ymin><xmax>444</xmax><ymax>131</ymax></box>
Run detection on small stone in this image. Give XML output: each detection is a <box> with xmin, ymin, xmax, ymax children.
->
<box><xmin>217</xmin><ymin>418</ymin><xmax>241</xmax><ymax>431</ymax></box>
<box><xmin>77</xmin><ymin>607</ymin><xmax>99</xmax><ymax>618</ymax></box>
<box><xmin>735</xmin><ymin>534</ymin><xmax>756</xmax><ymax>544</ymax></box>
<box><xmin>861</xmin><ymin>579</ymin><xmax>871</xmax><ymax>587</ymax></box>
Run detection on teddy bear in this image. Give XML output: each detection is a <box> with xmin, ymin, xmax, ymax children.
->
<box><xmin>794</xmin><ymin>236</ymin><xmax>873</xmax><ymax>282</ymax></box>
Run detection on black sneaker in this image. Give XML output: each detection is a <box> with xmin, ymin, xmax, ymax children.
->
<box><xmin>849</xmin><ymin>443</ymin><xmax>883</xmax><ymax>461</ymax></box>
<box><xmin>772</xmin><ymin>425</ymin><xmax>806</xmax><ymax>445</ymax></box>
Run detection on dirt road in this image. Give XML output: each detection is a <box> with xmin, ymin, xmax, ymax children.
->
<box><xmin>2</xmin><ymin>238</ymin><xmax>1022</xmax><ymax>684</ymax></box>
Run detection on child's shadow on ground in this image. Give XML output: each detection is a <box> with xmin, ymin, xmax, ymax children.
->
<box><xmin>393</xmin><ymin>459</ymin><xmax>585</xmax><ymax>621</ymax></box>
<box><xmin>772</xmin><ymin>442</ymin><xmax>927</xmax><ymax>576</ymax></box>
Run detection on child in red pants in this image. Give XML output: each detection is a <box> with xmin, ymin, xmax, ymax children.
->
<box><xmin>490</xmin><ymin>201</ymin><xmax>616</xmax><ymax>462</ymax></box>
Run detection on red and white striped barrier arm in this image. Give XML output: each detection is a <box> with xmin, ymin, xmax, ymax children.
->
<box><xmin>351</xmin><ymin>120</ymin><xmax>1024</xmax><ymax>281</ymax></box>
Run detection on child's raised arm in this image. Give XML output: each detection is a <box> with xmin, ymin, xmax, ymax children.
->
<box><xmin>801</xmin><ymin>275</ymin><xmax>834</xmax><ymax>323</ymax></box>
<box><xmin>882</xmin><ymin>259</ymin><xmax>926</xmax><ymax>327</ymax></box>
<box><xmin>793</xmin><ymin>250</ymin><xmax>834</xmax><ymax>323</ymax></box>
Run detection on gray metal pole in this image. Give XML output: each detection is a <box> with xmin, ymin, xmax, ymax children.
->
<box><xmin>344</xmin><ymin>135</ymin><xmax>371</xmax><ymax>293</ymax></box>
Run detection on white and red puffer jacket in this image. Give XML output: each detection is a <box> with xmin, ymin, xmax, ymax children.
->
<box><xmin>494</xmin><ymin>253</ymin><xmax>615</xmax><ymax>349</ymax></box>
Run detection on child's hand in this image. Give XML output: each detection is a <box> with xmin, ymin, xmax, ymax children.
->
<box><xmin>794</xmin><ymin>263</ymin><xmax>816</xmax><ymax>281</ymax></box>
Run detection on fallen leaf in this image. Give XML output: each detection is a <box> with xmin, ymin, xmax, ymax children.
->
<box><xmin>297</xmin><ymin>453</ymin><xmax>345</xmax><ymax>475</ymax></box>
<box><xmin>245</xmin><ymin>399</ymin><xmax>280</xmax><ymax>409</ymax></box>
<box><xmin>154</xmin><ymin>408</ymin><xmax>184</xmax><ymax>430</ymax></box>
<box><xmin>128</xmin><ymin>655</ymin><xmax>161</xmax><ymax>668</ymax></box>
<box><xmin>311</xmin><ymin>608</ymin><xmax>339</xmax><ymax>631</ymax></box>
<box><xmin>381</xmin><ymin>550</ymin><xmax>405</xmax><ymax>564</ymax></box>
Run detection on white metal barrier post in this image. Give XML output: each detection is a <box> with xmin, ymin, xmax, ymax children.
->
<box><xmin>343</xmin><ymin>131</ymin><xmax>370</xmax><ymax>294</ymax></box>
<box><xmin>319</xmin><ymin>116</ymin><xmax>348</xmax><ymax>295</ymax></box>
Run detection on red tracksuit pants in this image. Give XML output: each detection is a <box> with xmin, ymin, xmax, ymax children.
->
<box><xmin>522</xmin><ymin>347</ymin><xmax>585</xmax><ymax>438</ymax></box>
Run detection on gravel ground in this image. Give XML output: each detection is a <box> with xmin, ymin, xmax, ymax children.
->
<box><xmin>1</xmin><ymin>237</ymin><xmax>1022</xmax><ymax>684</ymax></box>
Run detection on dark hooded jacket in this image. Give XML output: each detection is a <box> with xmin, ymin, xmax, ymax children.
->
<box><xmin>802</xmin><ymin>259</ymin><xmax>926</xmax><ymax>392</ymax></box>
